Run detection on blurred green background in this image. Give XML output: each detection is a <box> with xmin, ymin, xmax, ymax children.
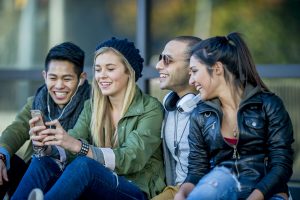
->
<box><xmin>0</xmin><ymin>0</ymin><xmax>299</xmax><ymax>191</ymax></box>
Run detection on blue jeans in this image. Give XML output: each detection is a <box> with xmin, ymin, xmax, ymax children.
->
<box><xmin>12</xmin><ymin>156</ymin><xmax>147</xmax><ymax>200</ymax></box>
<box><xmin>187</xmin><ymin>167</ymin><xmax>239</xmax><ymax>200</ymax></box>
<box><xmin>187</xmin><ymin>167</ymin><xmax>289</xmax><ymax>200</ymax></box>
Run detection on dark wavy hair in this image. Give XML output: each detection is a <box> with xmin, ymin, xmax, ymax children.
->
<box><xmin>45</xmin><ymin>42</ymin><xmax>85</xmax><ymax>77</ymax></box>
<box><xmin>191</xmin><ymin>32</ymin><xmax>269</xmax><ymax>92</ymax></box>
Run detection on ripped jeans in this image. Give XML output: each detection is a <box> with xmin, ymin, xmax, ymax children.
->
<box><xmin>187</xmin><ymin>167</ymin><xmax>290</xmax><ymax>200</ymax></box>
<box><xmin>187</xmin><ymin>167</ymin><xmax>240</xmax><ymax>200</ymax></box>
<box><xmin>12</xmin><ymin>156</ymin><xmax>146</xmax><ymax>200</ymax></box>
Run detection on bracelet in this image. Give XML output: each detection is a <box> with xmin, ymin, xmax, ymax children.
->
<box><xmin>0</xmin><ymin>153</ymin><xmax>6</xmax><ymax>164</ymax></box>
<box><xmin>77</xmin><ymin>139</ymin><xmax>89</xmax><ymax>156</ymax></box>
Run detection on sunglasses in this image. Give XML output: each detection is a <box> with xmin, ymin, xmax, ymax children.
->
<box><xmin>159</xmin><ymin>54</ymin><xmax>172</xmax><ymax>66</ymax></box>
<box><xmin>159</xmin><ymin>54</ymin><xmax>190</xmax><ymax>66</ymax></box>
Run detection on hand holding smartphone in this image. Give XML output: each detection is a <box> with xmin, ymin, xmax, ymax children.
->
<box><xmin>30</xmin><ymin>109</ymin><xmax>47</xmax><ymax>157</ymax></box>
<box><xmin>30</xmin><ymin>109</ymin><xmax>45</xmax><ymax>127</ymax></box>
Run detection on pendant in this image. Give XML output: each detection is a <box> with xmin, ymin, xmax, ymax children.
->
<box><xmin>174</xmin><ymin>142</ymin><xmax>179</xmax><ymax>156</ymax></box>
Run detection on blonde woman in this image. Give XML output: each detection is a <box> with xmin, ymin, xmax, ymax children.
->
<box><xmin>12</xmin><ymin>38</ymin><xmax>165</xmax><ymax>200</ymax></box>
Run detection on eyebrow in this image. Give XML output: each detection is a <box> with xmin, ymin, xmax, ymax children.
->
<box><xmin>47</xmin><ymin>73</ymin><xmax>75</xmax><ymax>78</ymax></box>
<box><xmin>94</xmin><ymin>63</ymin><xmax>118</xmax><ymax>69</ymax></box>
<box><xmin>189</xmin><ymin>65</ymin><xmax>195</xmax><ymax>69</ymax></box>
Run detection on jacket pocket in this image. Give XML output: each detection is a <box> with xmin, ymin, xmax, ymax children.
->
<box><xmin>244</xmin><ymin>117</ymin><xmax>264</xmax><ymax>129</ymax></box>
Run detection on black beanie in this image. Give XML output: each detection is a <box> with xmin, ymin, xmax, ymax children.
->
<box><xmin>95</xmin><ymin>37</ymin><xmax>144</xmax><ymax>81</ymax></box>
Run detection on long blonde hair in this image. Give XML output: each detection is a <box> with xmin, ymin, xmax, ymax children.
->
<box><xmin>90</xmin><ymin>47</ymin><xmax>136</xmax><ymax>148</ymax></box>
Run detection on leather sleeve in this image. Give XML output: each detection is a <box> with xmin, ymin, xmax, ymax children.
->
<box><xmin>184</xmin><ymin>107</ymin><xmax>211</xmax><ymax>185</ymax></box>
<box><xmin>255</xmin><ymin>94</ymin><xmax>294</xmax><ymax>198</ymax></box>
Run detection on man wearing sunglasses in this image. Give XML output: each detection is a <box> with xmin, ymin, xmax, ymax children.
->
<box><xmin>153</xmin><ymin>36</ymin><xmax>202</xmax><ymax>200</ymax></box>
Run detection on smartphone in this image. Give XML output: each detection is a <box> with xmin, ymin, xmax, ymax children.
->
<box><xmin>30</xmin><ymin>110</ymin><xmax>45</xmax><ymax>127</ymax></box>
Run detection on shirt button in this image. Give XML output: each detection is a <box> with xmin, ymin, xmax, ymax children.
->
<box><xmin>252</xmin><ymin>122</ymin><xmax>257</xmax><ymax>127</ymax></box>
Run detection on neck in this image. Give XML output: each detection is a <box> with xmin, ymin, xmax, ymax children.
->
<box><xmin>175</xmin><ymin>86</ymin><xmax>197</xmax><ymax>98</ymax></box>
<box><xmin>218</xmin><ymin>86</ymin><xmax>242</xmax><ymax>111</ymax></box>
<box><xmin>108</xmin><ymin>89</ymin><xmax>126</xmax><ymax>113</ymax></box>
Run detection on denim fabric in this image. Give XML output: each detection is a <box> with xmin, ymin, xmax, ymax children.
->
<box><xmin>11</xmin><ymin>156</ymin><xmax>62</xmax><ymax>200</ymax></box>
<box><xmin>12</xmin><ymin>156</ymin><xmax>147</xmax><ymax>200</ymax></box>
<box><xmin>187</xmin><ymin>167</ymin><xmax>239</xmax><ymax>200</ymax></box>
<box><xmin>269</xmin><ymin>194</ymin><xmax>288</xmax><ymax>200</ymax></box>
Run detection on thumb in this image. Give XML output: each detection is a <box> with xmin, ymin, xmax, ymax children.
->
<box><xmin>46</xmin><ymin>119</ymin><xmax>62</xmax><ymax>129</ymax></box>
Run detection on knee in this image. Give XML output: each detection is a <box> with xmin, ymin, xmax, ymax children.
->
<box><xmin>187</xmin><ymin>183</ymin><xmax>219</xmax><ymax>200</ymax></box>
<box><xmin>30</xmin><ymin>156</ymin><xmax>55</xmax><ymax>170</ymax></box>
<box><xmin>67</xmin><ymin>156</ymin><xmax>104</xmax><ymax>174</ymax></box>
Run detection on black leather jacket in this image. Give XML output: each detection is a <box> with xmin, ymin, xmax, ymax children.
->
<box><xmin>185</xmin><ymin>85</ymin><xmax>294</xmax><ymax>199</ymax></box>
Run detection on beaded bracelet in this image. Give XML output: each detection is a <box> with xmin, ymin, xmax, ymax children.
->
<box><xmin>77</xmin><ymin>139</ymin><xmax>89</xmax><ymax>156</ymax></box>
<box><xmin>0</xmin><ymin>153</ymin><xmax>6</xmax><ymax>164</ymax></box>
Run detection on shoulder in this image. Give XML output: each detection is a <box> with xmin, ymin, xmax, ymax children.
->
<box><xmin>136</xmin><ymin>88</ymin><xmax>163</xmax><ymax>111</ymax></box>
<box><xmin>27</xmin><ymin>96</ymin><xmax>35</xmax><ymax>105</ymax></box>
<box><xmin>254</xmin><ymin>91</ymin><xmax>285</xmax><ymax>109</ymax></box>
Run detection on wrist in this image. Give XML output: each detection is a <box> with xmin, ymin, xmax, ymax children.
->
<box><xmin>76</xmin><ymin>139</ymin><xmax>89</xmax><ymax>156</ymax></box>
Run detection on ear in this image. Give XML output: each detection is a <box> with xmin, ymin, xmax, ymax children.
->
<box><xmin>42</xmin><ymin>70</ymin><xmax>47</xmax><ymax>83</ymax></box>
<box><xmin>78</xmin><ymin>72</ymin><xmax>87</xmax><ymax>86</ymax></box>
<box><xmin>213</xmin><ymin>62</ymin><xmax>224</xmax><ymax>76</ymax></box>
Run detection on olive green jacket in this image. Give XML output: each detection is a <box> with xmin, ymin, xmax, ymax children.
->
<box><xmin>0</xmin><ymin>97</ymin><xmax>34</xmax><ymax>163</ymax></box>
<box><xmin>69</xmin><ymin>87</ymin><xmax>165</xmax><ymax>198</ymax></box>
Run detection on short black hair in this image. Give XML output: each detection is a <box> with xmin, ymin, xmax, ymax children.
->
<box><xmin>45</xmin><ymin>42</ymin><xmax>85</xmax><ymax>76</ymax></box>
<box><xmin>172</xmin><ymin>36</ymin><xmax>202</xmax><ymax>58</ymax></box>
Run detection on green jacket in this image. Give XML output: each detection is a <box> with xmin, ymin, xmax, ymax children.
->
<box><xmin>69</xmin><ymin>87</ymin><xmax>166</xmax><ymax>198</ymax></box>
<box><xmin>0</xmin><ymin>97</ymin><xmax>34</xmax><ymax>163</ymax></box>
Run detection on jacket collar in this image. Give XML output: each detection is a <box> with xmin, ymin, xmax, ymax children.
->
<box><xmin>202</xmin><ymin>84</ymin><xmax>265</xmax><ymax>114</ymax></box>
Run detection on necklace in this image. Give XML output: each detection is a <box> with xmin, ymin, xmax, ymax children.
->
<box><xmin>233</xmin><ymin>124</ymin><xmax>239</xmax><ymax>138</ymax></box>
<box><xmin>174</xmin><ymin>111</ymin><xmax>189</xmax><ymax>156</ymax></box>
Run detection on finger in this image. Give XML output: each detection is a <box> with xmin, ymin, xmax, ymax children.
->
<box><xmin>2</xmin><ymin>168</ymin><xmax>8</xmax><ymax>182</ymax></box>
<box><xmin>30</xmin><ymin>125</ymin><xmax>46</xmax><ymax>135</ymax></box>
<box><xmin>43</xmin><ymin>135</ymin><xmax>57</xmax><ymax>143</ymax></box>
<box><xmin>31</xmin><ymin>134</ymin><xmax>47</xmax><ymax>141</ymax></box>
<box><xmin>32</xmin><ymin>140</ymin><xmax>45</xmax><ymax>147</ymax></box>
<box><xmin>45</xmin><ymin>119</ymin><xmax>62</xmax><ymax>129</ymax></box>
<box><xmin>31</xmin><ymin>135</ymin><xmax>47</xmax><ymax>146</ymax></box>
<box><xmin>44</xmin><ymin>137</ymin><xmax>60</xmax><ymax>146</ymax></box>
<box><xmin>39</xmin><ymin>128</ymin><xmax>57</xmax><ymax>136</ymax></box>
<box><xmin>29</xmin><ymin>117</ymin><xmax>42</xmax><ymax>128</ymax></box>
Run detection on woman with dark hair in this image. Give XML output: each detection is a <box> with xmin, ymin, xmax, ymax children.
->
<box><xmin>175</xmin><ymin>32</ymin><xmax>294</xmax><ymax>200</ymax></box>
<box><xmin>12</xmin><ymin>38</ymin><xmax>165</xmax><ymax>200</ymax></box>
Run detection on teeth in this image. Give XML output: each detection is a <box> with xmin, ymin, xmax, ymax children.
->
<box><xmin>160</xmin><ymin>74</ymin><xmax>167</xmax><ymax>78</ymax></box>
<box><xmin>55</xmin><ymin>92</ymin><xmax>67</xmax><ymax>97</ymax></box>
<box><xmin>100</xmin><ymin>82</ymin><xmax>111</xmax><ymax>86</ymax></box>
<box><xmin>196</xmin><ymin>86</ymin><xmax>202</xmax><ymax>91</ymax></box>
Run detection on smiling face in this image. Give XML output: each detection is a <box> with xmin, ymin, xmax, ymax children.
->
<box><xmin>43</xmin><ymin>60</ymin><xmax>80</xmax><ymax>108</ymax></box>
<box><xmin>155</xmin><ymin>40</ymin><xmax>192</xmax><ymax>96</ymax></box>
<box><xmin>189</xmin><ymin>55</ymin><xmax>219</xmax><ymax>100</ymax></box>
<box><xmin>94</xmin><ymin>51</ymin><xmax>129</xmax><ymax>98</ymax></box>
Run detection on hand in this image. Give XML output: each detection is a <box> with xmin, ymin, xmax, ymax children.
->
<box><xmin>174</xmin><ymin>191</ymin><xmax>186</xmax><ymax>200</ymax></box>
<box><xmin>39</xmin><ymin>120</ymin><xmax>81</xmax><ymax>154</ymax></box>
<box><xmin>29</xmin><ymin>117</ymin><xmax>47</xmax><ymax>147</ymax></box>
<box><xmin>247</xmin><ymin>189</ymin><xmax>264</xmax><ymax>200</ymax></box>
<box><xmin>174</xmin><ymin>183</ymin><xmax>195</xmax><ymax>200</ymax></box>
<box><xmin>0</xmin><ymin>159</ymin><xmax>8</xmax><ymax>185</ymax></box>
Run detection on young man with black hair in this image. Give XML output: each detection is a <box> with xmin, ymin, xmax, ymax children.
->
<box><xmin>0</xmin><ymin>42</ymin><xmax>91</xmax><ymax>198</ymax></box>
<box><xmin>152</xmin><ymin>36</ymin><xmax>202</xmax><ymax>200</ymax></box>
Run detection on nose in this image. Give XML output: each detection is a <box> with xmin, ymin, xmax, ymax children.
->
<box><xmin>189</xmin><ymin>75</ymin><xmax>195</xmax><ymax>86</ymax></box>
<box><xmin>98</xmin><ymin>69</ymin><xmax>108</xmax><ymax>78</ymax></box>
<box><xmin>155</xmin><ymin>59</ymin><xmax>163</xmax><ymax>70</ymax></box>
<box><xmin>55</xmin><ymin>79</ymin><xmax>64</xmax><ymax>88</ymax></box>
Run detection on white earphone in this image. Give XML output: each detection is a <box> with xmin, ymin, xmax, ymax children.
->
<box><xmin>163</xmin><ymin>92</ymin><xmax>201</xmax><ymax>114</ymax></box>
